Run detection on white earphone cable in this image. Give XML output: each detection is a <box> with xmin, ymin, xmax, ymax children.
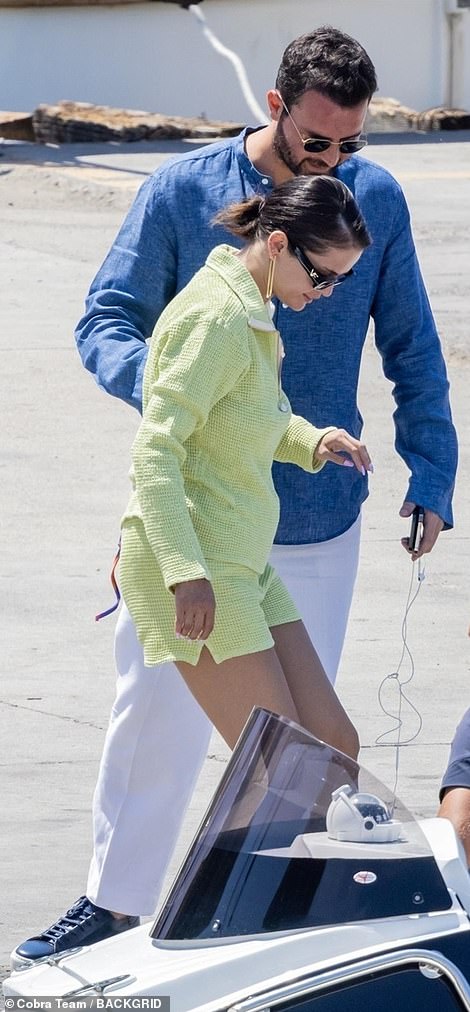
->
<box><xmin>375</xmin><ymin>559</ymin><xmax>425</xmax><ymax>810</ymax></box>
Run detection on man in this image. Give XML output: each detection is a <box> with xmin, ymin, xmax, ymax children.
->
<box><xmin>13</xmin><ymin>26</ymin><xmax>457</xmax><ymax>966</ymax></box>
<box><xmin>439</xmin><ymin>703</ymin><xmax>470</xmax><ymax>867</ymax></box>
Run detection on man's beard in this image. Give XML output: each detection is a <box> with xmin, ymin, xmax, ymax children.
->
<box><xmin>273</xmin><ymin>118</ymin><xmax>333</xmax><ymax>177</ymax></box>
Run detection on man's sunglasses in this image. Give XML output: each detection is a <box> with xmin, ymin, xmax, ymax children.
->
<box><xmin>292</xmin><ymin>245</ymin><xmax>353</xmax><ymax>290</ymax></box>
<box><xmin>278</xmin><ymin>93</ymin><xmax>367</xmax><ymax>154</ymax></box>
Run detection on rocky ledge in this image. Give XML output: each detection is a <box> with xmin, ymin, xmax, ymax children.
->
<box><xmin>1</xmin><ymin>98</ymin><xmax>470</xmax><ymax>144</ymax></box>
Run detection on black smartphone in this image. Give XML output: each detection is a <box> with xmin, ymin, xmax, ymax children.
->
<box><xmin>409</xmin><ymin>505</ymin><xmax>425</xmax><ymax>552</ymax></box>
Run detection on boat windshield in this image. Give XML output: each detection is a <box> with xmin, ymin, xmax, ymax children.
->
<box><xmin>152</xmin><ymin>709</ymin><xmax>452</xmax><ymax>941</ymax></box>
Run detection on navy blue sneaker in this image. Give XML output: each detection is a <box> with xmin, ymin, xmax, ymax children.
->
<box><xmin>11</xmin><ymin>896</ymin><xmax>139</xmax><ymax>969</ymax></box>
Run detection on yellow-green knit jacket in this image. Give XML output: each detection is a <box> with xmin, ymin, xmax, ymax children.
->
<box><xmin>120</xmin><ymin>245</ymin><xmax>333</xmax><ymax>641</ymax></box>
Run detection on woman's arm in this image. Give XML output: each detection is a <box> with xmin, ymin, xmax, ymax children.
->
<box><xmin>131</xmin><ymin>314</ymin><xmax>250</xmax><ymax>591</ymax></box>
<box><xmin>274</xmin><ymin>415</ymin><xmax>372</xmax><ymax>474</ymax></box>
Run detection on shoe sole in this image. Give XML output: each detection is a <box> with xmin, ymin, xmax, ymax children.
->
<box><xmin>10</xmin><ymin>948</ymin><xmax>51</xmax><ymax>972</ymax></box>
<box><xmin>10</xmin><ymin>919</ymin><xmax>140</xmax><ymax>972</ymax></box>
<box><xmin>10</xmin><ymin>945</ymin><xmax>85</xmax><ymax>972</ymax></box>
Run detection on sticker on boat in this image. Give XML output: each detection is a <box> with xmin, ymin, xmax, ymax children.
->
<box><xmin>353</xmin><ymin>871</ymin><xmax>377</xmax><ymax>885</ymax></box>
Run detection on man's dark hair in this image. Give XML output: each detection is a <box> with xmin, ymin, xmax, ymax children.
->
<box><xmin>275</xmin><ymin>26</ymin><xmax>378</xmax><ymax>109</ymax></box>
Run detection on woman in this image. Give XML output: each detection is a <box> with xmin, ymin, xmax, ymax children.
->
<box><xmin>119</xmin><ymin>175</ymin><xmax>372</xmax><ymax>757</ymax></box>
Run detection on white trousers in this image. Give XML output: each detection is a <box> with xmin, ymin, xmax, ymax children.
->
<box><xmin>87</xmin><ymin>515</ymin><xmax>361</xmax><ymax>915</ymax></box>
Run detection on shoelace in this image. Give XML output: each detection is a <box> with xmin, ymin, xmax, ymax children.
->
<box><xmin>42</xmin><ymin>897</ymin><xmax>98</xmax><ymax>941</ymax></box>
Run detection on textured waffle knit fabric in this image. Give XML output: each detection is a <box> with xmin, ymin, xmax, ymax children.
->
<box><xmin>119</xmin><ymin>244</ymin><xmax>333</xmax><ymax>666</ymax></box>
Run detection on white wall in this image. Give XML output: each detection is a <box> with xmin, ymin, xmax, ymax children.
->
<box><xmin>2</xmin><ymin>0</ymin><xmax>470</xmax><ymax>122</ymax></box>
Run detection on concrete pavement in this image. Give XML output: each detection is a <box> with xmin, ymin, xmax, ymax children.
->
<box><xmin>1</xmin><ymin>132</ymin><xmax>469</xmax><ymax>979</ymax></box>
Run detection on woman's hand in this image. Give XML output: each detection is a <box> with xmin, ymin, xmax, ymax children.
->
<box><xmin>174</xmin><ymin>578</ymin><xmax>216</xmax><ymax>642</ymax></box>
<box><xmin>314</xmin><ymin>428</ymin><xmax>373</xmax><ymax>475</ymax></box>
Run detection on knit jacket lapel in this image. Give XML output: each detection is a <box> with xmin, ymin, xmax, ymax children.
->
<box><xmin>205</xmin><ymin>245</ymin><xmax>277</xmax><ymax>333</ymax></box>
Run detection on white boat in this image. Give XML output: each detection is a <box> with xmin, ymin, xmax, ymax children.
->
<box><xmin>5</xmin><ymin>708</ymin><xmax>470</xmax><ymax>1011</ymax></box>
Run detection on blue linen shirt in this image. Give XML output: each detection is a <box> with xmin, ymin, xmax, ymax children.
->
<box><xmin>76</xmin><ymin>129</ymin><xmax>457</xmax><ymax>544</ymax></box>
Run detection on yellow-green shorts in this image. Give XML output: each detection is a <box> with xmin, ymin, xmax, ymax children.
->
<box><xmin>119</xmin><ymin>526</ymin><xmax>301</xmax><ymax>667</ymax></box>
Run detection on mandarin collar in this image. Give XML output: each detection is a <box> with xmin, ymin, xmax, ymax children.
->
<box><xmin>235</xmin><ymin>127</ymin><xmax>274</xmax><ymax>193</ymax></box>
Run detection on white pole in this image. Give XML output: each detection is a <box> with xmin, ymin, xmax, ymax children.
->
<box><xmin>188</xmin><ymin>4</ymin><xmax>269</xmax><ymax>125</ymax></box>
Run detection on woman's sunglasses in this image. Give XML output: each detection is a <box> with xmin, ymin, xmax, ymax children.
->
<box><xmin>278</xmin><ymin>93</ymin><xmax>367</xmax><ymax>155</ymax></box>
<box><xmin>292</xmin><ymin>245</ymin><xmax>353</xmax><ymax>290</ymax></box>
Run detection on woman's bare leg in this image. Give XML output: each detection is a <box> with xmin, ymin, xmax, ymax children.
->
<box><xmin>176</xmin><ymin>646</ymin><xmax>300</xmax><ymax>749</ymax></box>
<box><xmin>271</xmin><ymin>620</ymin><xmax>359</xmax><ymax>760</ymax></box>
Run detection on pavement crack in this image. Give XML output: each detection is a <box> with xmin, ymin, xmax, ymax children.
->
<box><xmin>0</xmin><ymin>699</ymin><xmax>105</xmax><ymax>731</ymax></box>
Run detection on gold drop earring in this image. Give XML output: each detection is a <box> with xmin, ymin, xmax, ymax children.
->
<box><xmin>265</xmin><ymin>257</ymin><xmax>276</xmax><ymax>300</ymax></box>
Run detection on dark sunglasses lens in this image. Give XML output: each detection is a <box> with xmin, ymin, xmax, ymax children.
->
<box><xmin>340</xmin><ymin>139</ymin><xmax>367</xmax><ymax>153</ymax></box>
<box><xmin>303</xmin><ymin>138</ymin><xmax>366</xmax><ymax>155</ymax></box>
<box><xmin>293</xmin><ymin>247</ymin><xmax>353</xmax><ymax>290</ymax></box>
<box><xmin>315</xmin><ymin>279</ymin><xmax>338</xmax><ymax>290</ymax></box>
<box><xmin>316</xmin><ymin>272</ymin><xmax>351</xmax><ymax>290</ymax></box>
<box><xmin>303</xmin><ymin>139</ymin><xmax>330</xmax><ymax>153</ymax></box>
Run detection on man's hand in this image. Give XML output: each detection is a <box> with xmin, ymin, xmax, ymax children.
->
<box><xmin>174</xmin><ymin>578</ymin><xmax>216</xmax><ymax>642</ymax></box>
<box><xmin>399</xmin><ymin>500</ymin><xmax>444</xmax><ymax>559</ymax></box>
<box><xmin>314</xmin><ymin>428</ymin><xmax>373</xmax><ymax>476</ymax></box>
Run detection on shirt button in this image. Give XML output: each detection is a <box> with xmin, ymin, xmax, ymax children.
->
<box><xmin>262</xmin><ymin>177</ymin><xmax>269</xmax><ymax>185</ymax></box>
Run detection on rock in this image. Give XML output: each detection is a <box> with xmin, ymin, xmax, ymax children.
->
<box><xmin>0</xmin><ymin>112</ymin><xmax>35</xmax><ymax>142</ymax></box>
<box><xmin>32</xmin><ymin>101</ymin><xmax>244</xmax><ymax>144</ymax></box>
<box><xmin>366</xmin><ymin>97</ymin><xmax>470</xmax><ymax>133</ymax></box>
<box><xmin>365</xmin><ymin>97</ymin><xmax>419</xmax><ymax>133</ymax></box>
<box><xmin>413</xmin><ymin>106</ymin><xmax>470</xmax><ymax>131</ymax></box>
<box><xmin>5</xmin><ymin>98</ymin><xmax>469</xmax><ymax>146</ymax></box>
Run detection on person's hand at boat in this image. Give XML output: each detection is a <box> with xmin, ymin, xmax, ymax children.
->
<box><xmin>314</xmin><ymin>429</ymin><xmax>373</xmax><ymax>476</ymax></box>
<box><xmin>174</xmin><ymin>578</ymin><xmax>216</xmax><ymax>642</ymax></box>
